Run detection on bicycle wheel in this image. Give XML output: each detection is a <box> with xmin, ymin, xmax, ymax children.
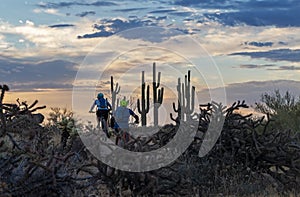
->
<box><xmin>101</xmin><ymin>117</ymin><xmax>110</xmax><ymax>138</ymax></box>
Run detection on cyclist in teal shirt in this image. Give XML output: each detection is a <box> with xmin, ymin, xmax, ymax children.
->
<box><xmin>89</xmin><ymin>93</ymin><xmax>112</xmax><ymax>138</ymax></box>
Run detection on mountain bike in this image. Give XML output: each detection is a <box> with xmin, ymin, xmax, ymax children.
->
<box><xmin>89</xmin><ymin>110</ymin><xmax>111</xmax><ymax>138</ymax></box>
<box><xmin>113</xmin><ymin>121</ymin><xmax>138</xmax><ymax>148</ymax></box>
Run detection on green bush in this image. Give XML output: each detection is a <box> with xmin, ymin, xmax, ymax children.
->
<box><xmin>255</xmin><ymin>90</ymin><xmax>300</xmax><ymax>132</ymax></box>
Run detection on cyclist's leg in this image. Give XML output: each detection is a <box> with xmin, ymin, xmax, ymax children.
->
<box><xmin>114</xmin><ymin>128</ymin><xmax>120</xmax><ymax>146</ymax></box>
<box><xmin>105</xmin><ymin>111</ymin><xmax>111</xmax><ymax>137</ymax></box>
<box><xmin>100</xmin><ymin>111</ymin><xmax>110</xmax><ymax>138</ymax></box>
<box><xmin>123</xmin><ymin>128</ymin><xmax>130</xmax><ymax>143</ymax></box>
<box><xmin>96</xmin><ymin>110</ymin><xmax>101</xmax><ymax>128</ymax></box>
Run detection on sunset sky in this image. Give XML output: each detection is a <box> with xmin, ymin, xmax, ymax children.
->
<box><xmin>1</xmin><ymin>0</ymin><xmax>300</xmax><ymax>123</ymax></box>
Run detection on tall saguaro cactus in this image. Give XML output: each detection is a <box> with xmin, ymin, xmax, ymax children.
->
<box><xmin>110</xmin><ymin>76</ymin><xmax>120</xmax><ymax>113</ymax></box>
<box><xmin>170</xmin><ymin>78</ymin><xmax>181</xmax><ymax>123</ymax></box>
<box><xmin>183</xmin><ymin>70</ymin><xmax>195</xmax><ymax>120</ymax></box>
<box><xmin>152</xmin><ymin>62</ymin><xmax>164</xmax><ymax>126</ymax></box>
<box><xmin>170</xmin><ymin>70</ymin><xmax>195</xmax><ymax>123</ymax></box>
<box><xmin>137</xmin><ymin>71</ymin><xmax>150</xmax><ymax>126</ymax></box>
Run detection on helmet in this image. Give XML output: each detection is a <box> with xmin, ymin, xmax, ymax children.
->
<box><xmin>120</xmin><ymin>99</ymin><xmax>128</xmax><ymax>107</ymax></box>
<box><xmin>97</xmin><ymin>93</ymin><xmax>104</xmax><ymax>99</ymax></box>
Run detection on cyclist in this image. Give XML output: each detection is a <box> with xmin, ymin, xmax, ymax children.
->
<box><xmin>113</xmin><ymin>99</ymin><xmax>139</xmax><ymax>145</ymax></box>
<box><xmin>89</xmin><ymin>93</ymin><xmax>112</xmax><ymax>138</ymax></box>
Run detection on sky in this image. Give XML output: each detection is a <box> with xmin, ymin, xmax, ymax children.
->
<box><xmin>1</xmin><ymin>0</ymin><xmax>300</xmax><ymax>123</ymax></box>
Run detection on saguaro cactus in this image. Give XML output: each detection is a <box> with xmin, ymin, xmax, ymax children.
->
<box><xmin>111</xmin><ymin>76</ymin><xmax>120</xmax><ymax>113</ymax></box>
<box><xmin>152</xmin><ymin>62</ymin><xmax>164</xmax><ymax>126</ymax></box>
<box><xmin>183</xmin><ymin>70</ymin><xmax>195</xmax><ymax>120</ymax></box>
<box><xmin>170</xmin><ymin>70</ymin><xmax>195</xmax><ymax>123</ymax></box>
<box><xmin>0</xmin><ymin>84</ymin><xmax>9</xmax><ymax>136</ymax></box>
<box><xmin>170</xmin><ymin>78</ymin><xmax>181</xmax><ymax>124</ymax></box>
<box><xmin>137</xmin><ymin>71</ymin><xmax>150</xmax><ymax>126</ymax></box>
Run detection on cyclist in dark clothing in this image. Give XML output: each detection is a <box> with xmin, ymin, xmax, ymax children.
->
<box><xmin>89</xmin><ymin>93</ymin><xmax>112</xmax><ymax>138</ymax></box>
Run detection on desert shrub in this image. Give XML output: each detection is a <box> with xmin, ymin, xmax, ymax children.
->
<box><xmin>255</xmin><ymin>90</ymin><xmax>300</xmax><ymax>133</ymax></box>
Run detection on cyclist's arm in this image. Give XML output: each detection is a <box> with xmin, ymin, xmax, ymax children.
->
<box><xmin>107</xmin><ymin>99</ymin><xmax>112</xmax><ymax>110</ymax></box>
<box><xmin>129</xmin><ymin>109</ymin><xmax>139</xmax><ymax>123</ymax></box>
<box><xmin>128</xmin><ymin>109</ymin><xmax>135</xmax><ymax>116</ymax></box>
<box><xmin>89</xmin><ymin>101</ymin><xmax>96</xmax><ymax>112</ymax></box>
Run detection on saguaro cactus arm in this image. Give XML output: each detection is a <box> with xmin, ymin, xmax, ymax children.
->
<box><xmin>111</xmin><ymin>76</ymin><xmax>120</xmax><ymax>112</ymax></box>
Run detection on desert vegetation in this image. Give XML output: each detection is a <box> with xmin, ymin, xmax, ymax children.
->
<box><xmin>0</xmin><ymin>65</ymin><xmax>300</xmax><ymax>196</ymax></box>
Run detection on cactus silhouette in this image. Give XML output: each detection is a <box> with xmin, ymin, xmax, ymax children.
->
<box><xmin>183</xmin><ymin>70</ymin><xmax>195</xmax><ymax>120</ymax></box>
<box><xmin>171</xmin><ymin>70</ymin><xmax>195</xmax><ymax>123</ymax></box>
<box><xmin>0</xmin><ymin>84</ymin><xmax>9</xmax><ymax>136</ymax></box>
<box><xmin>111</xmin><ymin>76</ymin><xmax>120</xmax><ymax>113</ymax></box>
<box><xmin>152</xmin><ymin>62</ymin><xmax>164</xmax><ymax>126</ymax></box>
<box><xmin>137</xmin><ymin>71</ymin><xmax>150</xmax><ymax>126</ymax></box>
<box><xmin>170</xmin><ymin>78</ymin><xmax>181</xmax><ymax>124</ymax></box>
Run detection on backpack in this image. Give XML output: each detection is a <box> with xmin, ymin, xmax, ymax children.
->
<box><xmin>95</xmin><ymin>98</ymin><xmax>108</xmax><ymax>110</ymax></box>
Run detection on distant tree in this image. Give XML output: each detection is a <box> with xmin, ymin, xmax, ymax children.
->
<box><xmin>255</xmin><ymin>90</ymin><xmax>300</xmax><ymax>132</ymax></box>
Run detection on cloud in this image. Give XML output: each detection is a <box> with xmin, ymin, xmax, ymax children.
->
<box><xmin>77</xmin><ymin>17</ymin><xmax>182</xmax><ymax>42</ymax></box>
<box><xmin>238</xmin><ymin>64</ymin><xmax>276</xmax><ymax>69</ymax></box>
<box><xmin>269</xmin><ymin>65</ymin><xmax>300</xmax><ymax>71</ymax></box>
<box><xmin>231</xmin><ymin>49</ymin><xmax>300</xmax><ymax>62</ymax></box>
<box><xmin>49</xmin><ymin>24</ymin><xmax>75</xmax><ymax>28</ymax></box>
<box><xmin>37</xmin><ymin>1</ymin><xmax>117</xmax><ymax>9</ymax></box>
<box><xmin>33</xmin><ymin>8</ymin><xmax>61</xmax><ymax>15</ymax></box>
<box><xmin>168</xmin><ymin>11</ymin><xmax>193</xmax><ymax>17</ymax></box>
<box><xmin>149</xmin><ymin>9</ymin><xmax>176</xmax><ymax>14</ymax></box>
<box><xmin>198</xmin><ymin>80</ymin><xmax>300</xmax><ymax>105</ymax></box>
<box><xmin>113</xmin><ymin>8</ymin><xmax>147</xmax><ymax>12</ymax></box>
<box><xmin>77</xmin><ymin>18</ymin><xmax>146</xmax><ymax>38</ymax></box>
<box><xmin>173</xmin><ymin>0</ymin><xmax>229</xmax><ymax>7</ymax></box>
<box><xmin>0</xmin><ymin>34</ymin><xmax>12</xmax><ymax>49</ymax></box>
<box><xmin>0</xmin><ymin>18</ymin><xmax>109</xmax><ymax>58</ymax></box>
<box><xmin>0</xmin><ymin>57</ymin><xmax>77</xmax><ymax>91</ymax></box>
<box><xmin>75</xmin><ymin>11</ymin><xmax>96</xmax><ymax>17</ymax></box>
<box><xmin>173</xmin><ymin>0</ymin><xmax>300</xmax><ymax>11</ymax></box>
<box><xmin>245</xmin><ymin>41</ymin><xmax>273</xmax><ymax>47</ymax></box>
<box><xmin>202</xmin><ymin>0</ymin><xmax>300</xmax><ymax>27</ymax></box>
<box><xmin>171</xmin><ymin>0</ymin><xmax>300</xmax><ymax>28</ymax></box>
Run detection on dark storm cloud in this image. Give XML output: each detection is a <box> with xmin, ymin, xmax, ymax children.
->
<box><xmin>231</xmin><ymin>49</ymin><xmax>300</xmax><ymax>62</ymax></box>
<box><xmin>76</xmin><ymin>11</ymin><xmax>96</xmax><ymax>17</ymax></box>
